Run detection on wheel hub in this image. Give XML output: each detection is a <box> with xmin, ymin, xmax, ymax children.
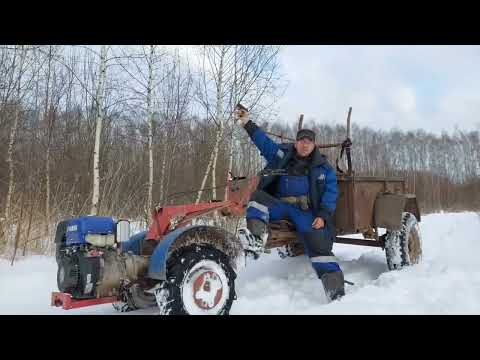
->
<box><xmin>181</xmin><ymin>259</ymin><xmax>230</xmax><ymax>315</ymax></box>
<box><xmin>408</xmin><ymin>226</ymin><xmax>422</xmax><ymax>263</ymax></box>
<box><xmin>192</xmin><ymin>270</ymin><xmax>223</xmax><ymax>310</ymax></box>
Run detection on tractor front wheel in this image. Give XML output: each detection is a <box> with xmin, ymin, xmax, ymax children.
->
<box><xmin>154</xmin><ymin>244</ymin><xmax>236</xmax><ymax>315</ymax></box>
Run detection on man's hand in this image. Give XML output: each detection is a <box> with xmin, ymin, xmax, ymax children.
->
<box><xmin>312</xmin><ymin>217</ymin><xmax>325</xmax><ymax>229</ymax></box>
<box><xmin>234</xmin><ymin>107</ymin><xmax>249</xmax><ymax>126</ymax></box>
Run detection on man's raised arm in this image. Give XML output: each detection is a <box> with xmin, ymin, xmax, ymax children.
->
<box><xmin>234</xmin><ymin>106</ymin><xmax>281</xmax><ymax>164</ymax></box>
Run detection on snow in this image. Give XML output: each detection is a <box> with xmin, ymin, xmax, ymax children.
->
<box><xmin>1</xmin><ymin>212</ymin><xmax>479</xmax><ymax>315</ymax></box>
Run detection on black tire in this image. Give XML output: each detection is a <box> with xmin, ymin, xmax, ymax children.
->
<box><xmin>57</xmin><ymin>256</ymin><xmax>78</xmax><ymax>293</ymax></box>
<box><xmin>155</xmin><ymin>244</ymin><xmax>236</xmax><ymax>315</ymax></box>
<box><xmin>385</xmin><ymin>212</ymin><xmax>422</xmax><ymax>270</ymax></box>
<box><xmin>54</xmin><ymin>220</ymin><xmax>69</xmax><ymax>264</ymax></box>
<box><xmin>55</xmin><ymin>243</ymin><xmax>65</xmax><ymax>264</ymax></box>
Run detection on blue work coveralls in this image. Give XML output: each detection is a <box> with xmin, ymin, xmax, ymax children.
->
<box><xmin>244</xmin><ymin>120</ymin><xmax>342</xmax><ymax>280</ymax></box>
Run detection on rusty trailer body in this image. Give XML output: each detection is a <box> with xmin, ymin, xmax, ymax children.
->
<box><xmin>267</xmin><ymin>173</ymin><xmax>421</xmax><ymax>253</ymax></box>
<box><xmin>265</xmin><ymin>107</ymin><xmax>422</xmax><ymax>257</ymax></box>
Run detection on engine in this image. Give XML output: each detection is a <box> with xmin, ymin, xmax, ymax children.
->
<box><xmin>56</xmin><ymin>216</ymin><xmax>150</xmax><ymax>300</ymax></box>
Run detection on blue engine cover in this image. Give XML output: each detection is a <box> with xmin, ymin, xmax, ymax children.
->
<box><xmin>66</xmin><ymin>216</ymin><xmax>115</xmax><ymax>246</ymax></box>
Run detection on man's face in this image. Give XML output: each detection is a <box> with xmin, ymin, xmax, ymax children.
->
<box><xmin>294</xmin><ymin>137</ymin><xmax>316</xmax><ymax>157</ymax></box>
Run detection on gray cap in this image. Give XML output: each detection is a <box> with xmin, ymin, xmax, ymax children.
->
<box><xmin>296</xmin><ymin>128</ymin><xmax>316</xmax><ymax>142</ymax></box>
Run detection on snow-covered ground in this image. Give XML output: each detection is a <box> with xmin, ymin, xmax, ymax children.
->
<box><xmin>1</xmin><ymin>212</ymin><xmax>479</xmax><ymax>314</ymax></box>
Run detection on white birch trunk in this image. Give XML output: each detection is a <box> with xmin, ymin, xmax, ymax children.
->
<box><xmin>44</xmin><ymin>46</ymin><xmax>53</xmax><ymax>238</ymax></box>
<box><xmin>5</xmin><ymin>111</ymin><xmax>19</xmax><ymax>224</ymax></box>
<box><xmin>3</xmin><ymin>46</ymin><xmax>27</xmax><ymax>252</ymax></box>
<box><xmin>224</xmin><ymin>46</ymin><xmax>239</xmax><ymax>201</ymax></box>
<box><xmin>211</xmin><ymin>47</ymin><xmax>225</xmax><ymax>200</ymax></box>
<box><xmin>195</xmin><ymin>126</ymin><xmax>222</xmax><ymax>204</ymax></box>
<box><xmin>158</xmin><ymin>134</ymin><xmax>168</xmax><ymax>203</ymax></box>
<box><xmin>211</xmin><ymin>122</ymin><xmax>223</xmax><ymax>200</ymax></box>
<box><xmin>90</xmin><ymin>45</ymin><xmax>107</xmax><ymax>216</ymax></box>
<box><xmin>225</xmin><ymin>126</ymin><xmax>235</xmax><ymax>200</ymax></box>
<box><xmin>195</xmin><ymin>47</ymin><xmax>225</xmax><ymax>204</ymax></box>
<box><xmin>147</xmin><ymin>45</ymin><xmax>154</xmax><ymax>213</ymax></box>
<box><xmin>5</xmin><ymin>46</ymin><xmax>26</xmax><ymax>227</ymax></box>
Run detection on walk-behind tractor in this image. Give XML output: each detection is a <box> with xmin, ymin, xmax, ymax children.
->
<box><xmin>51</xmin><ymin>108</ymin><xmax>423</xmax><ymax>315</ymax></box>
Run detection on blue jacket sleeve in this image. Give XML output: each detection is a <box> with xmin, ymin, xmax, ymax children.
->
<box><xmin>244</xmin><ymin>120</ymin><xmax>280</xmax><ymax>164</ymax></box>
<box><xmin>316</xmin><ymin>166</ymin><xmax>338</xmax><ymax>219</ymax></box>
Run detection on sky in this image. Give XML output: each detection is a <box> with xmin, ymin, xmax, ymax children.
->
<box><xmin>275</xmin><ymin>45</ymin><xmax>480</xmax><ymax>135</ymax></box>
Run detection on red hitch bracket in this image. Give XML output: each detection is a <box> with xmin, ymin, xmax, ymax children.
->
<box><xmin>51</xmin><ymin>292</ymin><xmax>118</xmax><ymax>310</ymax></box>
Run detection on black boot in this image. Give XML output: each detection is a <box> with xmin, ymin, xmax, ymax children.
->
<box><xmin>320</xmin><ymin>271</ymin><xmax>346</xmax><ymax>301</ymax></box>
<box><xmin>247</xmin><ymin>218</ymin><xmax>268</xmax><ymax>239</ymax></box>
<box><xmin>241</xmin><ymin>219</ymin><xmax>269</xmax><ymax>258</ymax></box>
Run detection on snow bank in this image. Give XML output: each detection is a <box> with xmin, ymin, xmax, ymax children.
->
<box><xmin>232</xmin><ymin>212</ymin><xmax>480</xmax><ymax>314</ymax></box>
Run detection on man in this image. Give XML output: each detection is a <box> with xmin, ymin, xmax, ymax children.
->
<box><xmin>235</xmin><ymin>107</ymin><xmax>345</xmax><ymax>301</ymax></box>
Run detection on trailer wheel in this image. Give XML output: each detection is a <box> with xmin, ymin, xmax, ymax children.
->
<box><xmin>384</xmin><ymin>212</ymin><xmax>422</xmax><ymax>270</ymax></box>
<box><xmin>155</xmin><ymin>244</ymin><xmax>236</xmax><ymax>315</ymax></box>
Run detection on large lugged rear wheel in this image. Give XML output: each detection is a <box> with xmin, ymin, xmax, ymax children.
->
<box><xmin>155</xmin><ymin>244</ymin><xmax>236</xmax><ymax>315</ymax></box>
<box><xmin>384</xmin><ymin>212</ymin><xmax>422</xmax><ymax>270</ymax></box>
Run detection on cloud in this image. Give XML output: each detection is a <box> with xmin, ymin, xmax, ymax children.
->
<box><xmin>391</xmin><ymin>86</ymin><xmax>416</xmax><ymax>114</ymax></box>
<box><xmin>277</xmin><ymin>45</ymin><xmax>480</xmax><ymax>134</ymax></box>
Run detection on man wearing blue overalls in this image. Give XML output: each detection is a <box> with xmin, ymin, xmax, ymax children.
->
<box><xmin>235</xmin><ymin>107</ymin><xmax>345</xmax><ymax>301</ymax></box>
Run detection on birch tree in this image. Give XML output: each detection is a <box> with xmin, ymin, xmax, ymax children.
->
<box><xmin>194</xmin><ymin>45</ymin><xmax>282</xmax><ymax>203</ymax></box>
<box><xmin>4</xmin><ymin>46</ymin><xmax>27</xmax><ymax>224</ymax></box>
<box><xmin>42</xmin><ymin>45</ymin><xmax>57</xmax><ymax>237</ymax></box>
<box><xmin>158</xmin><ymin>50</ymin><xmax>193</xmax><ymax>203</ymax></box>
<box><xmin>114</xmin><ymin>45</ymin><xmax>167</xmax><ymax>215</ymax></box>
<box><xmin>2</xmin><ymin>46</ymin><xmax>28</xmax><ymax>250</ymax></box>
<box><xmin>90</xmin><ymin>45</ymin><xmax>108</xmax><ymax>215</ymax></box>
